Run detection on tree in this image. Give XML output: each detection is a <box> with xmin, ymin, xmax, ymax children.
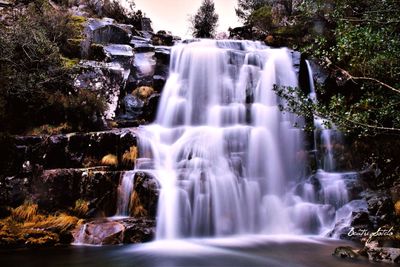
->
<box><xmin>190</xmin><ymin>0</ymin><xmax>219</xmax><ymax>38</ymax></box>
<box><xmin>235</xmin><ymin>0</ymin><xmax>268</xmax><ymax>22</ymax></box>
<box><xmin>275</xmin><ymin>0</ymin><xmax>400</xmax><ymax>136</ymax></box>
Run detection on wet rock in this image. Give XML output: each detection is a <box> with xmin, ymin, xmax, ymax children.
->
<box><xmin>130</xmin><ymin>36</ymin><xmax>155</xmax><ymax>53</ymax></box>
<box><xmin>121</xmin><ymin>94</ymin><xmax>144</xmax><ymax>120</ymax></box>
<box><xmin>73</xmin><ymin>219</ymin><xmax>124</xmax><ymax>245</ymax></box>
<box><xmin>365</xmin><ymin>241</ymin><xmax>400</xmax><ymax>263</ymax></box>
<box><xmin>155</xmin><ymin>46</ymin><xmax>171</xmax><ymax>65</ymax></box>
<box><xmin>333</xmin><ymin>246</ymin><xmax>359</xmax><ymax>259</ymax></box>
<box><xmin>153</xmin><ymin>75</ymin><xmax>166</xmax><ymax>92</ymax></box>
<box><xmin>365</xmin><ymin>191</ymin><xmax>394</xmax><ymax>227</ymax></box>
<box><xmin>134</xmin><ymin>52</ymin><xmax>156</xmax><ymax>79</ymax></box>
<box><xmin>74</xmin><ymin>60</ymin><xmax>126</xmax><ymax>120</ymax></box>
<box><xmin>73</xmin><ymin>218</ymin><xmax>155</xmax><ymax>245</ymax></box>
<box><xmin>103</xmin><ymin>44</ymin><xmax>134</xmax><ymax>69</ymax></box>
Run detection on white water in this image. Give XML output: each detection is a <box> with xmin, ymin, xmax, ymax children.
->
<box><xmin>115</xmin><ymin>40</ymin><xmax>355</xmax><ymax>240</ymax></box>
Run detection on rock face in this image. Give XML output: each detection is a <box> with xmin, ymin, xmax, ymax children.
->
<box><xmin>0</xmin><ymin>129</ymin><xmax>137</xmax><ymax>211</ymax></box>
<box><xmin>74</xmin><ymin>61</ymin><xmax>127</xmax><ymax>120</ymax></box>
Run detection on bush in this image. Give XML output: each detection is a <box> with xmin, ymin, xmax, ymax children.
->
<box><xmin>0</xmin><ymin>0</ymin><xmax>106</xmax><ymax>134</ymax></box>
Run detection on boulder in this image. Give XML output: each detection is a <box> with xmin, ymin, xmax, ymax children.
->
<box><xmin>151</xmin><ymin>30</ymin><xmax>174</xmax><ymax>46</ymax></box>
<box><xmin>73</xmin><ymin>218</ymin><xmax>155</xmax><ymax>245</ymax></box>
<box><xmin>73</xmin><ymin>219</ymin><xmax>124</xmax><ymax>245</ymax></box>
<box><xmin>333</xmin><ymin>246</ymin><xmax>359</xmax><ymax>259</ymax></box>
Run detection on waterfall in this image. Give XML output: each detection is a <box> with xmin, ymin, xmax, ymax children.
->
<box><xmin>117</xmin><ymin>40</ymin><xmax>355</xmax><ymax>240</ymax></box>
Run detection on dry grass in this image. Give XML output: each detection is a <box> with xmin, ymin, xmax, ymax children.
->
<box><xmin>130</xmin><ymin>192</ymin><xmax>147</xmax><ymax>217</ymax></box>
<box><xmin>72</xmin><ymin>199</ymin><xmax>89</xmax><ymax>217</ymax></box>
<box><xmin>28</xmin><ymin>123</ymin><xmax>72</xmax><ymax>135</ymax></box>
<box><xmin>395</xmin><ymin>200</ymin><xmax>400</xmax><ymax>216</ymax></box>
<box><xmin>101</xmin><ymin>154</ymin><xmax>118</xmax><ymax>167</ymax></box>
<box><xmin>132</xmin><ymin>86</ymin><xmax>154</xmax><ymax>100</ymax></box>
<box><xmin>11</xmin><ymin>202</ymin><xmax>38</xmax><ymax>222</ymax></box>
<box><xmin>122</xmin><ymin>146</ymin><xmax>137</xmax><ymax>168</ymax></box>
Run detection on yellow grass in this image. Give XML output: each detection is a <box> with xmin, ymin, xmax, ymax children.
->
<box><xmin>132</xmin><ymin>86</ymin><xmax>154</xmax><ymax>100</ymax></box>
<box><xmin>122</xmin><ymin>146</ymin><xmax>137</xmax><ymax>168</ymax></box>
<box><xmin>395</xmin><ymin>200</ymin><xmax>400</xmax><ymax>216</ymax></box>
<box><xmin>11</xmin><ymin>202</ymin><xmax>38</xmax><ymax>222</ymax></box>
<box><xmin>101</xmin><ymin>154</ymin><xmax>118</xmax><ymax>167</ymax></box>
<box><xmin>130</xmin><ymin>192</ymin><xmax>147</xmax><ymax>217</ymax></box>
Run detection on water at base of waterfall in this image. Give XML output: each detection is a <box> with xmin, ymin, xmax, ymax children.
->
<box><xmin>114</xmin><ymin>40</ymin><xmax>355</xmax><ymax>240</ymax></box>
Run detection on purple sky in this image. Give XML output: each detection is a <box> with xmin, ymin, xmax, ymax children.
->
<box><xmin>134</xmin><ymin>0</ymin><xmax>242</xmax><ymax>38</ymax></box>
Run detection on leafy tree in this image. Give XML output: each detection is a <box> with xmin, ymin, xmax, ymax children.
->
<box><xmin>293</xmin><ymin>0</ymin><xmax>400</xmax><ymax>136</ymax></box>
<box><xmin>235</xmin><ymin>0</ymin><xmax>268</xmax><ymax>22</ymax></box>
<box><xmin>190</xmin><ymin>0</ymin><xmax>219</xmax><ymax>38</ymax></box>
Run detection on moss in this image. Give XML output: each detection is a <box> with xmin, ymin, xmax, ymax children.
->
<box><xmin>101</xmin><ymin>154</ymin><xmax>118</xmax><ymax>167</ymax></box>
<box><xmin>68</xmin><ymin>15</ymin><xmax>87</xmax><ymax>39</ymax></box>
<box><xmin>60</xmin><ymin>56</ymin><xmax>79</xmax><ymax>69</ymax></box>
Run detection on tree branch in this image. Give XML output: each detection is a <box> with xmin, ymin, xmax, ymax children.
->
<box><xmin>324</xmin><ymin>57</ymin><xmax>400</xmax><ymax>95</ymax></box>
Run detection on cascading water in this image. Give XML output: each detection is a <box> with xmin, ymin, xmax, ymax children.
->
<box><xmin>117</xmin><ymin>40</ymin><xmax>356</xmax><ymax>240</ymax></box>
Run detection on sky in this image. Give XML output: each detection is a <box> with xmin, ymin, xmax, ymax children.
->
<box><xmin>134</xmin><ymin>0</ymin><xmax>242</xmax><ymax>38</ymax></box>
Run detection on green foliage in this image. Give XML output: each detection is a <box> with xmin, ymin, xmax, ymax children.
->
<box><xmin>249</xmin><ymin>6</ymin><xmax>273</xmax><ymax>30</ymax></box>
<box><xmin>236</xmin><ymin>0</ymin><xmax>268</xmax><ymax>22</ymax></box>
<box><xmin>190</xmin><ymin>0</ymin><xmax>219</xmax><ymax>38</ymax></box>
<box><xmin>266</xmin><ymin>0</ymin><xmax>400</xmax><ymax>136</ymax></box>
<box><xmin>0</xmin><ymin>0</ymin><xmax>106</xmax><ymax>134</ymax></box>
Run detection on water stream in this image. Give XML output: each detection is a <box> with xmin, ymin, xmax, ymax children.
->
<box><xmin>113</xmin><ymin>40</ymin><xmax>356</xmax><ymax>240</ymax></box>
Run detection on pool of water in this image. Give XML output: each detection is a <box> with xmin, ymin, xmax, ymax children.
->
<box><xmin>0</xmin><ymin>236</ymin><xmax>391</xmax><ymax>267</ymax></box>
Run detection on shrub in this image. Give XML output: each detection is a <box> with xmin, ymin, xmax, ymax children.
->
<box><xmin>0</xmin><ymin>0</ymin><xmax>106</xmax><ymax>134</ymax></box>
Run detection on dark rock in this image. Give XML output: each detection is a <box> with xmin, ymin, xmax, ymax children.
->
<box><xmin>130</xmin><ymin>172</ymin><xmax>160</xmax><ymax>218</ymax></box>
<box><xmin>153</xmin><ymin>75</ymin><xmax>166</xmax><ymax>92</ymax></box>
<box><xmin>121</xmin><ymin>218</ymin><xmax>155</xmax><ymax>243</ymax></box>
<box><xmin>152</xmin><ymin>31</ymin><xmax>174</xmax><ymax>46</ymax></box>
<box><xmin>140</xmin><ymin>17</ymin><xmax>153</xmax><ymax>32</ymax></box>
<box><xmin>365</xmin><ymin>241</ymin><xmax>400</xmax><ymax>263</ymax></box>
<box><xmin>154</xmin><ymin>46</ymin><xmax>171</xmax><ymax>65</ymax></box>
<box><xmin>365</xmin><ymin>191</ymin><xmax>394</xmax><ymax>225</ymax></box>
<box><xmin>31</xmin><ymin>169</ymin><xmax>81</xmax><ymax>210</ymax></box>
<box><xmin>143</xmin><ymin>94</ymin><xmax>160</xmax><ymax>122</ymax></box>
<box><xmin>351</xmin><ymin>211</ymin><xmax>371</xmax><ymax>226</ymax></box>
<box><xmin>333</xmin><ymin>246</ymin><xmax>359</xmax><ymax>259</ymax></box>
